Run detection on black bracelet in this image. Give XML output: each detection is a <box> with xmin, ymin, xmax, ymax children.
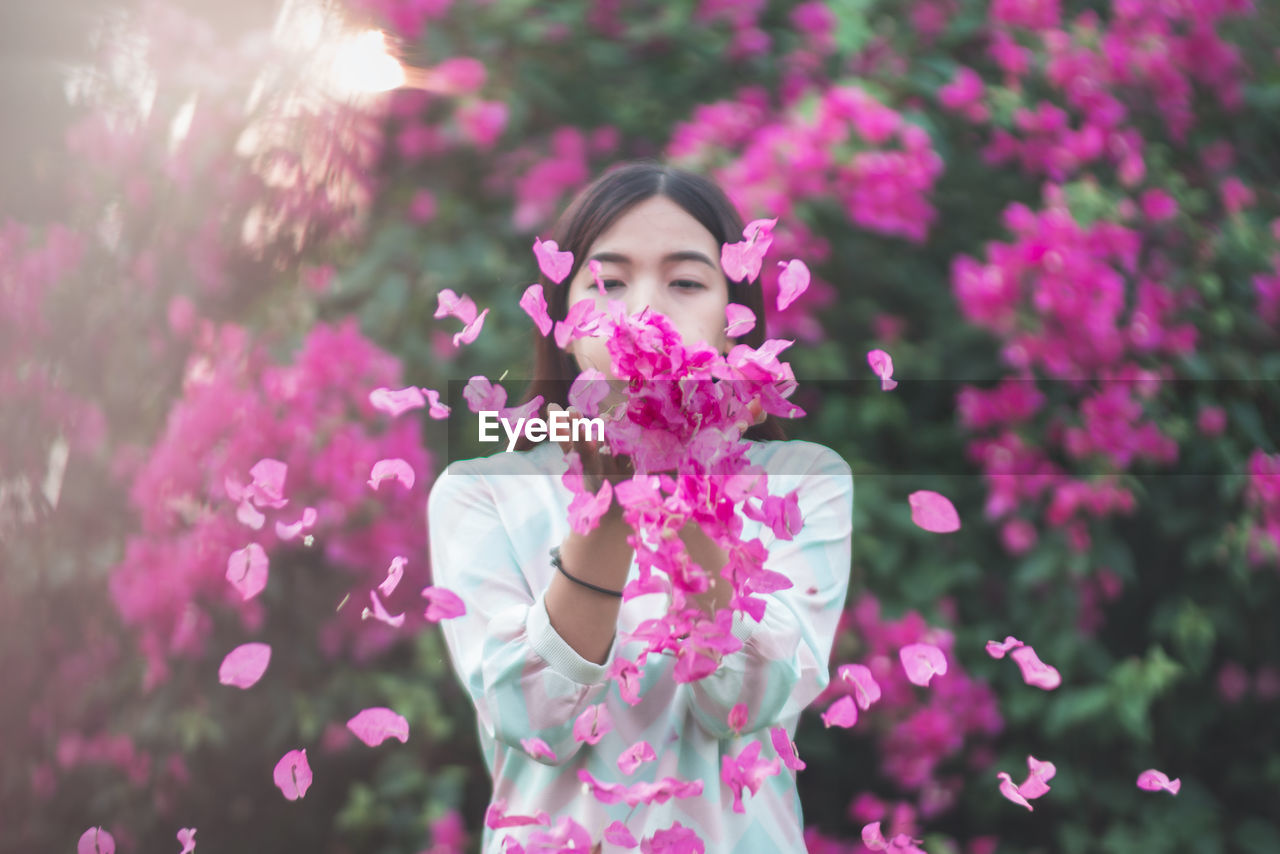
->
<box><xmin>549</xmin><ymin>545</ymin><xmax>624</xmax><ymax>598</ymax></box>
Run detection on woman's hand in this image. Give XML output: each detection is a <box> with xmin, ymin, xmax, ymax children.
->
<box><xmin>547</xmin><ymin>402</ymin><xmax>634</xmax><ymax>497</ymax></box>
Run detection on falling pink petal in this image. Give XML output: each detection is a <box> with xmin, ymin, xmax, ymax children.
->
<box><xmin>368</xmin><ymin>458</ymin><xmax>415</xmax><ymax>491</ymax></box>
<box><xmin>434</xmin><ymin>288</ymin><xmax>477</xmax><ymax>324</ymax></box>
<box><xmin>837</xmin><ymin>663</ymin><xmax>882</xmax><ymax>710</ymax></box>
<box><xmin>226</xmin><ymin>543</ymin><xmax>268</xmax><ymax>601</ymax></box>
<box><xmin>368</xmin><ymin>386</ymin><xmax>427</xmax><ymax>418</ymax></box>
<box><xmin>177</xmin><ymin>827</ymin><xmax>197</xmax><ymax>854</ymax></box>
<box><xmin>899</xmin><ymin>643</ymin><xmax>948</xmax><ymax>686</ymax></box>
<box><xmin>618</xmin><ymin>740</ymin><xmax>656</xmax><ymax>775</ymax></box>
<box><xmin>533</xmin><ymin>237</ymin><xmax>573</xmax><ymax>284</ymax></box>
<box><xmin>362</xmin><ymin>589</ymin><xmax>405</xmax><ymax>628</ymax></box>
<box><xmin>1018</xmin><ymin>755</ymin><xmax>1056</xmax><ymax>799</ymax></box>
<box><xmin>463</xmin><ymin>376</ymin><xmax>507</xmax><ymax>413</ymax></box>
<box><xmin>78</xmin><ymin>827</ymin><xmax>116</xmax><ymax>854</ymax></box>
<box><xmin>1010</xmin><ymin>644</ymin><xmax>1061</xmax><ymax>690</ymax></box>
<box><xmin>519</xmin><ymin>284</ymin><xmax>553</xmax><ymax>336</ymax></box>
<box><xmin>769</xmin><ymin>726</ymin><xmax>806</xmax><ymax>771</ymax></box>
<box><xmin>485</xmin><ymin>798</ymin><xmax>551</xmax><ymax>828</ymax></box>
<box><xmin>218</xmin><ymin>642</ymin><xmax>272</xmax><ymax>689</ymax></box>
<box><xmin>604</xmin><ymin>821</ymin><xmax>637</xmax><ymax>847</ymax></box>
<box><xmin>379</xmin><ymin>556</ymin><xmax>407</xmax><ymax>597</ymax></box>
<box><xmin>867</xmin><ymin>349</ymin><xmax>898</xmax><ymax>391</ymax></box>
<box><xmin>908</xmin><ymin>490</ymin><xmax>961</xmax><ymax>533</ymax></box>
<box><xmin>248</xmin><ymin>458</ymin><xmax>289</xmax><ymax>508</ymax></box>
<box><xmin>997</xmin><ymin>771</ymin><xmax>1034</xmax><ymax>810</ymax></box>
<box><xmin>422</xmin><ymin>387</ymin><xmax>451</xmax><ymax>419</ymax></box>
<box><xmin>567</xmin><ymin>368</ymin><xmax>609</xmax><ymax>416</ymax></box>
<box><xmin>520</xmin><ymin>737</ymin><xmax>556</xmax><ymax>762</ymax></box>
<box><xmin>572</xmin><ymin>703</ymin><xmax>612</xmax><ymax>745</ymax></box>
<box><xmin>452</xmin><ymin>307</ymin><xmax>489</xmax><ymax>347</ymax></box>
<box><xmin>273</xmin><ymin>749</ymin><xmax>312</xmax><ymax>800</ymax></box>
<box><xmin>861</xmin><ymin>822</ymin><xmax>888</xmax><ymax>850</ymax></box>
<box><xmin>821</xmin><ymin>694</ymin><xmax>858</xmax><ymax>728</ymax></box>
<box><xmin>588</xmin><ymin>258</ymin><xmax>605</xmax><ymax>291</ymax></box>
<box><xmin>776</xmin><ymin>259</ymin><xmax>810</xmax><ymax>312</ymax></box>
<box><xmin>236</xmin><ymin>498</ymin><xmax>266</xmax><ymax>530</ymax></box>
<box><xmin>725</xmin><ymin>303</ymin><xmax>756</xmax><ymax>338</ymax></box>
<box><xmin>420</xmin><ymin>586</ymin><xmax>466</xmax><ymax>621</ymax></box>
<box><xmin>275</xmin><ymin>506</ymin><xmax>317</xmax><ymax>541</ymax></box>
<box><xmin>1137</xmin><ymin>768</ymin><xmax>1180</xmax><ymax>795</ymax></box>
<box><xmin>728</xmin><ymin>703</ymin><xmax>749</xmax><ymax>734</ymax></box>
<box><xmin>347</xmin><ymin>707</ymin><xmax>410</xmax><ymax>747</ymax></box>
<box><xmin>985</xmin><ymin>635</ymin><xmax>1024</xmax><ymax>659</ymax></box>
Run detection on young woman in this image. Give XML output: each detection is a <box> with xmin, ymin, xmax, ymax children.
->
<box><xmin>427</xmin><ymin>162</ymin><xmax>854</xmax><ymax>853</ymax></box>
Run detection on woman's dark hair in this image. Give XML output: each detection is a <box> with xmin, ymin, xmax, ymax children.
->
<box><xmin>513</xmin><ymin>160</ymin><xmax>787</xmax><ymax>452</ymax></box>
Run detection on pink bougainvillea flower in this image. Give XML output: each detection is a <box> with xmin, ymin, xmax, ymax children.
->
<box><xmin>500</xmin><ymin>836</ymin><xmax>525</xmax><ymax>854</ymax></box>
<box><xmin>420</xmin><ymin>585</ymin><xmax>466</xmax><ymax>621</ymax></box>
<box><xmin>379</xmin><ymin>556</ymin><xmax>407</xmax><ymax>597</ymax></box>
<box><xmin>900</xmin><ymin>642</ymin><xmax>948</xmax><ymax>686</ymax></box>
<box><xmin>908</xmin><ymin>490</ymin><xmax>961</xmax><ymax>533</ymax></box>
<box><xmin>573</xmin><ymin>703</ymin><xmax>613</xmax><ymax>745</ymax></box>
<box><xmin>724</xmin><ymin>303</ymin><xmax>756</xmax><ymax>338</ymax></box>
<box><xmin>368</xmin><ymin>386</ymin><xmax>426</xmax><ymax>417</ymax></box>
<box><xmin>463</xmin><ymin>375</ymin><xmax>506</xmax><ymax>413</ymax></box>
<box><xmin>776</xmin><ymin>259</ymin><xmax>810</xmax><ymax>312</ymax></box>
<box><xmin>997</xmin><ymin>770</ymin><xmax>1034</xmax><ymax>810</ymax></box>
<box><xmin>485</xmin><ymin>798</ymin><xmax>551</xmax><ymax>828</ymax></box>
<box><xmin>275</xmin><ymin>506</ymin><xmax>317</xmax><ymax>541</ymax></box>
<box><xmin>452</xmin><ymin>308</ymin><xmax>489</xmax><ymax>347</ymax></box>
<box><xmin>721</xmin><ymin>740</ymin><xmax>781</xmax><ymax>813</ymax></box>
<box><xmin>422</xmin><ymin>387</ymin><xmax>451</xmax><ymax>419</ymax></box>
<box><xmin>720</xmin><ymin>217</ymin><xmax>778</xmax><ymax>283</ymax></box>
<box><xmin>985</xmin><ymin>635</ymin><xmax>1025</xmax><ymax>658</ymax></box>
<box><xmin>533</xmin><ymin>236</ymin><xmax>573</xmax><ymax>284</ymax></box>
<box><xmin>639</xmin><ymin>821</ymin><xmax>705</xmax><ymax>852</ymax></box>
<box><xmin>867</xmin><ymin>349</ymin><xmax>898</xmax><ymax>391</ymax></box>
<box><xmin>218</xmin><ymin>642</ymin><xmax>271</xmax><ymax>689</ymax></box>
<box><xmin>770</xmin><ymin>726</ymin><xmax>806</xmax><ymax>771</ymax></box>
<box><xmin>588</xmin><ymin>258</ymin><xmax>606</xmax><ymax>291</ymax></box>
<box><xmin>861</xmin><ymin>822</ymin><xmax>926</xmax><ymax>853</ymax></box>
<box><xmin>177</xmin><ymin>827</ymin><xmax>197</xmax><ymax>854</ymax></box>
<box><xmin>728</xmin><ymin>703</ymin><xmax>749</xmax><ymax>735</ymax></box>
<box><xmin>347</xmin><ymin>707</ymin><xmax>410</xmax><ymax>747</ymax></box>
<box><xmin>368</xmin><ymin>458</ymin><xmax>415</xmax><ymax>491</ymax></box>
<box><xmin>610</xmin><ymin>657</ymin><xmax>643</xmax><ymax>706</ymax></box>
<box><xmin>78</xmin><ymin>826</ymin><xmax>115</xmax><ymax>854</ymax></box>
<box><xmin>837</xmin><ymin>663</ymin><xmax>882</xmax><ymax>709</ymax></box>
<box><xmin>618</xmin><ymin>739</ymin><xmax>657</xmax><ymax>774</ymax></box>
<box><xmin>821</xmin><ymin>694</ymin><xmax>858</xmax><ymax>728</ymax></box>
<box><xmin>742</xmin><ymin>488</ymin><xmax>802</xmax><ymax>541</ymax></box>
<box><xmin>1137</xmin><ymin>768</ymin><xmax>1180</xmax><ymax>795</ymax></box>
<box><xmin>226</xmin><ymin>543</ymin><xmax>268</xmax><ymax>600</ymax></box>
<box><xmin>236</xmin><ymin>498</ymin><xmax>266</xmax><ymax>530</ymax></box>
<box><xmin>247</xmin><ymin>458</ymin><xmax>289</xmax><ymax>508</ymax></box>
<box><xmin>554</xmin><ymin>297</ymin><xmax>604</xmax><ymax>349</ymax></box>
<box><xmin>567</xmin><ymin>368</ymin><xmax>609</xmax><ymax>417</ymax></box>
<box><xmin>605</xmin><ymin>821</ymin><xmax>638</xmax><ymax>848</ymax></box>
<box><xmin>520</xmin><ymin>737</ymin><xmax>556</xmax><ymax>762</ymax></box>
<box><xmin>434</xmin><ymin>288</ymin><xmax>478</xmax><ymax>324</ymax></box>
<box><xmin>519</xmin><ymin>284</ymin><xmax>553</xmax><ymax>336</ymax></box>
<box><xmin>273</xmin><ymin>749</ymin><xmax>312</xmax><ymax>800</ymax></box>
<box><xmin>1017</xmin><ymin>755</ymin><xmax>1056</xmax><ymax>799</ymax></box>
<box><xmin>1010</xmin><ymin>644</ymin><xmax>1061</xmax><ymax>690</ymax></box>
<box><xmin>362</xmin><ymin>589</ymin><xmax>405</xmax><ymax>628</ymax></box>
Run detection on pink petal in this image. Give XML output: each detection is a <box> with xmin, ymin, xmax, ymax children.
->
<box><xmin>362</xmin><ymin>589</ymin><xmax>405</xmax><ymax>628</ymax></box>
<box><xmin>533</xmin><ymin>237</ymin><xmax>574</xmax><ymax>284</ymax></box>
<box><xmin>837</xmin><ymin>663</ymin><xmax>883</xmax><ymax>710</ymax></box>
<box><xmin>519</xmin><ymin>284</ymin><xmax>553</xmax><ymax>336</ymax></box>
<box><xmin>861</xmin><ymin>821</ymin><xmax>888</xmax><ymax>851</ymax></box>
<box><xmin>463</xmin><ymin>376</ymin><xmax>506</xmax><ymax>413</ymax></box>
<box><xmin>248</xmin><ymin>458</ymin><xmax>288</xmax><ymax>508</ymax></box>
<box><xmin>420</xmin><ymin>585</ymin><xmax>466</xmax><ymax>621</ymax></box>
<box><xmin>1010</xmin><ymin>644</ymin><xmax>1061</xmax><ymax>690</ymax></box>
<box><xmin>985</xmin><ymin>635</ymin><xmax>1024</xmax><ymax>659</ymax></box>
<box><xmin>520</xmin><ymin>737</ymin><xmax>557</xmax><ymax>762</ymax></box>
<box><xmin>452</xmin><ymin>307</ymin><xmax>489</xmax><ymax>347</ymax></box>
<box><xmin>908</xmin><ymin>490</ymin><xmax>961</xmax><ymax>533</ymax></box>
<box><xmin>348</xmin><ymin>707</ymin><xmax>410</xmax><ymax>747</ymax></box>
<box><xmin>368</xmin><ymin>386</ymin><xmax>426</xmax><ymax>418</ymax></box>
<box><xmin>434</xmin><ymin>288</ymin><xmax>477</xmax><ymax>324</ymax></box>
<box><xmin>604</xmin><ymin>821</ymin><xmax>638</xmax><ymax>847</ymax></box>
<box><xmin>997</xmin><ymin>771</ymin><xmax>1033</xmax><ymax>811</ymax></box>
<box><xmin>776</xmin><ymin>259</ymin><xmax>810</xmax><ymax>312</ymax></box>
<box><xmin>567</xmin><ymin>368</ymin><xmax>609</xmax><ymax>416</ymax></box>
<box><xmin>368</xmin><ymin>458</ymin><xmax>415</xmax><ymax>491</ymax></box>
<box><xmin>617</xmin><ymin>740</ymin><xmax>656</xmax><ymax>775</ymax></box>
<box><xmin>728</xmin><ymin>703</ymin><xmax>749</xmax><ymax>734</ymax></box>
<box><xmin>1018</xmin><ymin>755</ymin><xmax>1056</xmax><ymax>799</ymax></box>
<box><xmin>379</xmin><ymin>556</ymin><xmax>407</xmax><ymax>597</ymax></box>
<box><xmin>422</xmin><ymin>387</ymin><xmax>452</xmax><ymax>419</ymax></box>
<box><xmin>1136</xmin><ymin>768</ymin><xmax>1180</xmax><ymax>795</ymax></box>
<box><xmin>588</xmin><ymin>258</ymin><xmax>605</xmax><ymax>291</ymax></box>
<box><xmin>486</xmin><ymin>798</ymin><xmax>551</xmax><ymax>828</ymax></box>
<box><xmin>236</xmin><ymin>498</ymin><xmax>265</xmax><ymax>530</ymax></box>
<box><xmin>725</xmin><ymin>303</ymin><xmax>757</xmax><ymax>338</ymax></box>
<box><xmin>821</xmin><ymin>694</ymin><xmax>858</xmax><ymax>728</ymax></box>
<box><xmin>275</xmin><ymin>506</ymin><xmax>317</xmax><ymax>541</ymax></box>
<box><xmin>769</xmin><ymin>726</ymin><xmax>806</xmax><ymax>771</ymax></box>
<box><xmin>218</xmin><ymin>642</ymin><xmax>272</xmax><ymax>689</ymax></box>
<box><xmin>899</xmin><ymin>642</ymin><xmax>948</xmax><ymax>686</ymax></box>
<box><xmin>572</xmin><ymin>703</ymin><xmax>613</xmax><ymax>745</ymax></box>
<box><xmin>273</xmin><ymin>749</ymin><xmax>312</xmax><ymax>800</ymax></box>
<box><xmin>177</xmin><ymin>827</ymin><xmax>197</xmax><ymax>854</ymax></box>
<box><xmin>226</xmin><ymin>543</ymin><xmax>269</xmax><ymax>600</ymax></box>
<box><xmin>78</xmin><ymin>827</ymin><xmax>116</xmax><ymax>854</ymax></box>
<box><xmin>867</xmin><ymin>349</ymin><xmax>898</xmax><ymax>391</ymax></box>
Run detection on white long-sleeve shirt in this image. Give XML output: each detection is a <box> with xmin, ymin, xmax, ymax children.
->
<box><xmin>426</xmin><ymin>437</ymin><xmax>853</xmax><ymax>853</ymax></box>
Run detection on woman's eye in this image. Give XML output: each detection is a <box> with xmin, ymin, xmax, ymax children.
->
<box><xmin>673</xmin><ymin>280</ymin><xmax>705</xmax><ymax>290</ymax></box>
<box><xmin>601</xmin><ymin>279</ymin><xmax>625</xmax><ymax>290</ymax></box>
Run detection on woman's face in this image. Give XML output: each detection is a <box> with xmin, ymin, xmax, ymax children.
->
<box><xmin>563</xmin><ymin>194</ymin><xmax>731</xmax><ymax>388</ymax></box>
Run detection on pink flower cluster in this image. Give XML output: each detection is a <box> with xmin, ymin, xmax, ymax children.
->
<box><xmin>109</xmin><ymin>318</ymin><xmax>430</xmax><ymax>689</ymax></box>
<box><xmin>485</xmin><ymin>126</ymin><xmax>619</xmax><ymax>231</ymax></box>
<box><xmin>1244</xmin><ymin>450</ymin><xmax>1280</xmax><ymax>569</ymax></box>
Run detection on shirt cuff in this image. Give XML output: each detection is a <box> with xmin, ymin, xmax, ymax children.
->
<box><xmin>526</xmin><ymin>590</ymin><xmax>616</xmax><ymax>685</ymax></box>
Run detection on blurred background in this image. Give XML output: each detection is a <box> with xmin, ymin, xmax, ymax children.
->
<box><xmin>1</xmin><ymin>0</ymin><xmax>1278</xmax><ymax>851</ymax></box>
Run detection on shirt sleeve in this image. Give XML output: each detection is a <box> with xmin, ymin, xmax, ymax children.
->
<box><xmin>682</xmin><ymin>444</ymin><xmax>854</xmax><ymax>738</ymax></box>
<box><xmin>427</xmin><ymin>460</ymin><xmax>618</xmax><ymax>766</ymax></box>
